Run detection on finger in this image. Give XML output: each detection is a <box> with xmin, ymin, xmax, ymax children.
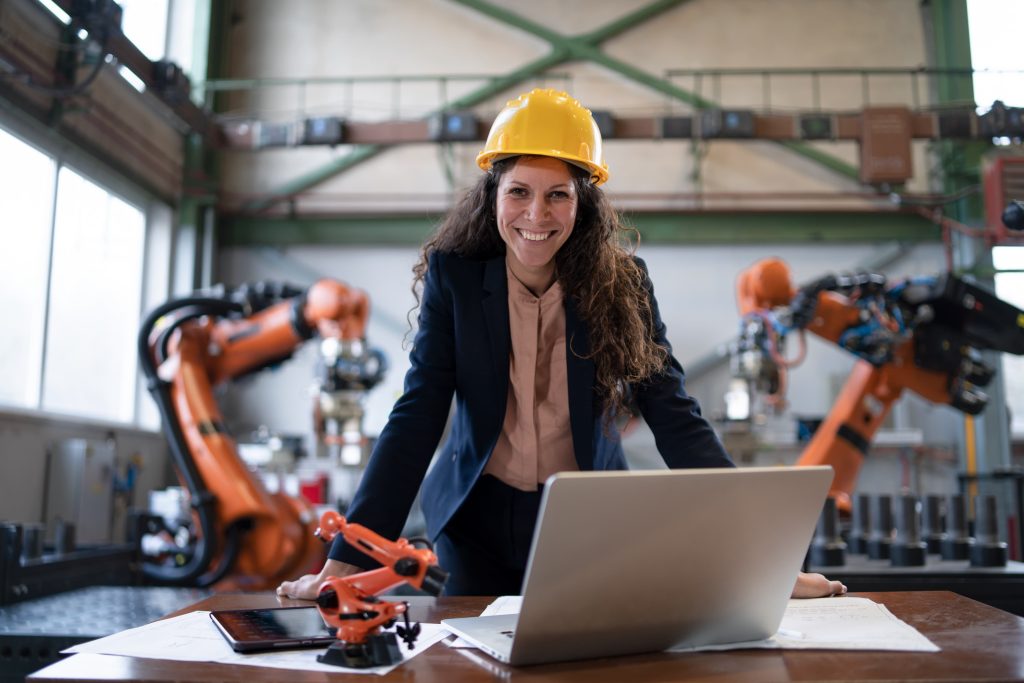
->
<box><xmin>792</xmin><ymin>572</ymin><xmax>840</xmax><ymax>598</ymax></box>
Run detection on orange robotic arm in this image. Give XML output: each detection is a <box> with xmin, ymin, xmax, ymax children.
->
<box><xmin>310</xmin><ymin>511</ymin><xmax>448</xmax><ymax>668</ymax></box>
<box><xmin>735</xmin><ymin>258</ymin><xmax>1024</xmax><ymax>513</ymax></box>
<box><xmin>138</xmin><ymin>279</ymin><xmax>384</xmax><ymax>588</ymax></box>
<box><xmin>203</xmin><ymin>279</ymin><xmax>369</xmax><ymax>384</ymax></box>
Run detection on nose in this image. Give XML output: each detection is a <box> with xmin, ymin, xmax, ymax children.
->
<box><xmin>526</xmin><ymin>195</ymin><xmax>549</xmax><ymax>221</ymax></box>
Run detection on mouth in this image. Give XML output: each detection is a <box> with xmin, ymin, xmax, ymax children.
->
<box><xmin>515</xmin><ymin>227</ymin><xmax>554</xmax><ymax>242</ymax></box>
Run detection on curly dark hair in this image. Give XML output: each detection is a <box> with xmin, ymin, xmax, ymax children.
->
<box><xmin>411</xmin><ymin>156</ymin><xmax>669</xmax><ymax>418</ymax></box>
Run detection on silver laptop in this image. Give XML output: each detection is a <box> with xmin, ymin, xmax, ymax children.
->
<box><xmin>442</xmin><ymin>466</ymin><xmax>832</xmax><ymax>666</ymax></box>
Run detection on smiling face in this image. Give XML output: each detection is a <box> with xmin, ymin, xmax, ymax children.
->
<box><xmin>495</xmin><ymin>156</ymin><xmax>579</xmax><ymax>294</ymax></box>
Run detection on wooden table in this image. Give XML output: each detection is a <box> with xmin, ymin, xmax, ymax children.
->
<box><xmin>28</xmin><ymin>591</ymin><xmax>1024</xmax><ymax>682</ymax></box>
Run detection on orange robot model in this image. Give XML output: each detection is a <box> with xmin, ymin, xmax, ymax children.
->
<box><xmin>735</xmin><ymin>258</ymin><xmax>1024</xmax><ymax>514</ymax></box>
<box><xmin>311</xmin><ymin>510</ymin><xmax>448</xmax><ymax>668</ymax></box>
<box><xmin>137</xmin><ymin>280</ymin><xmax>386</xmax><ymax>589</ymax></box>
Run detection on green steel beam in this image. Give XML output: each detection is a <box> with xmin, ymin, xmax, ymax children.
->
<box><xmin>220</xmin><ymin>211</ymin><xmax>940</xmax><ymax>247</ymax></box>
<box><xmin>930</xmin><ymin>0</ymin><xmax>975</xmax><ymax>105</ymax></box>
<box><xmin>179</xmin><ymin>0</ymin><xmax>219</xmax><ymax>291</ymax></box>
<box><xmin>241</xmin><ymin>51</ymin><xmax>569</xmax><ymax>214</ymax></box>
<box><xmin>243</xmin><ymin>144</ymin><xmax>383</xmax><ymax>213</ymax></box>
<box><xmin>453</xmin><ymin>0</ymin><xmax>860</xmax><ymax>179</ymax></box>
<box><xmin>928</xmin><ymin>0</ymin><xmax>982</xmax><ymax>223</ymax></box>
<box><xmin>449</xmin><ymin>0</ymin><xmax>690</xmax><ymax>52</ymax></box>
<box><xmin>452</xmin><ymin>0</ymin><xmax>712</xmax><ymax>109</ymax></box>
<box><xmin>568</xmin><ymin>43</ymin><xmax>713</xmax><ymax>109</ymax></box>
<box><xmin>633</xmin><ymin>211</ymin><xmax>940</xmax><ymax>244</ymax></box>
<box><xmin>779</xmin><ymin>141</ymin><xmax>865</xmax><ymax>179</ymax></box>
<box><xmin>448</xmin><ymin>0</ymin><xmax>570</xmax><ymax>46</ymax></box>
<box><xmin>244</xmin><ymin>0</ymin><xmax>698</xmax><ymax>213</ymax></box>
<box><xmin>579</xmin><ymin>0</ymin><xmax>693</xmax><ymax>44</ymax></box>
<box><xmin>243</xmin><ymin>0</ymin><xmax>861</xmax><ymax>215</ymax></box>
<box><xmin>452</xmin><ymin>0</ymin><xmax>687</xmax><ymax>50</ymax></box>
<box><xmin>220</xmin><ymin>215</ymin><xmax>437</xmax><ymax>246</ymax></box>
<box><xmin>437</xmin><ymin>51</ymin><xmax>569</xmax><ymax>108</ymax></box>
<box><xmin>199</xmin><ymin>0</ymin><xmax>230</xmax><ymax>198</ymax></box>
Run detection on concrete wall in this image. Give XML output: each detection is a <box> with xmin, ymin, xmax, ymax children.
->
<box><xmin>216</xmin><ymin>0</ymin><xmax>936</xmax><ymax>214</ymax></box>
<box><xmin>0</xmin><ymin>409</ymin><xmax>170</xmax><ymax>543</ymax></box>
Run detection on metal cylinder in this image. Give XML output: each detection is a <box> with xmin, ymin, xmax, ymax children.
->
<box><xmin>809</xmin><ymin>497</ymin><xmax>847</xmax><ymax>567</ymax></box>
<box><xmin>20</xmin><ymin>523</ymin><xmax>44</xmax><ymax>562</ymax></box>
<box><xmin>970</xmin><ymin>495</ymin><xmax>1008</xmax><ymax>568</ymax></box>
<box><xmin>54</xmin><ymin>519</ymin><xmax>76</xmax><ymax>555</ymax></box>
<box><xmin>891</xmin><ymin>495</ymin><xmax>926</xmax><ymax>567</ymax></box>
<box><xmin>941</xmin><ymin>494</ymin><xmax>973</xmax><ymax>561</ymax></box>
<box><xmin>867</xmin><ymin>495</ymin><xmax>892</xmax><ymax>560</ymax></box>
<box><xmin>848</xmin><ymin>493</ymin><xmax>872</xmax><ymax>555</ymax></box>
<box><xmin>922</xmin><ymin>495</ymin><xmax>946</xmax><ymax>554</ymax></box>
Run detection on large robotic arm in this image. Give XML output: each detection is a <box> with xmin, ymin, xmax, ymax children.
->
<box><xmin>138</xmin><ymin>279</ymin><xmax>385</xmax><ymax>588</ymax></box>
<box><xmin>735</xmin><ymin>258</ymin><xmax>1024</xmax><ymax>513</ymax></box>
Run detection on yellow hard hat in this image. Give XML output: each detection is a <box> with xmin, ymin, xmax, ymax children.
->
<box><xmin>476</xmin><ymin>89</ymin><xmax>609</xmax><ymax>185</ymax></box>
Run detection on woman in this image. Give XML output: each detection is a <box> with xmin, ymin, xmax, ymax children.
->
<box><xmin>279</xmin><ymin>89</ymin><xmax>844</xmax><ymax>599</ymax></box>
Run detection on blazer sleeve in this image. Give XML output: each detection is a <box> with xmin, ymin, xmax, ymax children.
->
<box><xmin>632</xmin><ymin>258</ymin><xmax>735</xmax><ymax>470</ymax></box>
<box><xmin>329</xmin><ymin>251</ymin><xmax>458</xmax><ymax>565</ymax></box>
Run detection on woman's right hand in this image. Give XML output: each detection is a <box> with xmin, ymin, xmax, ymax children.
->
<box><xmin>276</xmin><ymin>559</ymin><xmax>362</xmax><ymax>600</ymax></box>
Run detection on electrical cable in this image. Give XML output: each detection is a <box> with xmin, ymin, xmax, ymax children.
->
<box><xmin>137</xmin><ymin>296</ymin><xmax>243</xmax><ymax>585</ymax></box>
<box><xmin>0</xmin><ymin>43</ymin><xmax>111</xmax><ymax>98</ymax></box>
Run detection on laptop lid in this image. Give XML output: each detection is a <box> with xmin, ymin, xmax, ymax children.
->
<box><xmin>444</xmin><ymin>466</ymin><xmax>832</xmax><ymax>665</ymax></box>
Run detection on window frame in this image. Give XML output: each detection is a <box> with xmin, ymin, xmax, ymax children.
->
<box><xmin>0</xmin><ymin>107</ymin><xmax>178</xmax><ymax>433</ymax></box>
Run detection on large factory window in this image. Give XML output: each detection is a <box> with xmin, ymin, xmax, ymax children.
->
<box><xmin>41</xmin><ymin>167</ymin><xmax>145</xmax><ymax>423</ymax></box>
<box><xmin>0</xmin><ymin>128</ymin><xmax>55</xmax><ymax>409</ymax></box>
<box><xmin>0</xmin><ymin>118</ymin><xmax>168</xmax><ymax>430</ymax></box>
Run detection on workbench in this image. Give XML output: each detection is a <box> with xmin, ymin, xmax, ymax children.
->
<box><xmin>28</xmin><ymin>590</ymin><xmax>1024</xmax><ymax>682</ymax></box>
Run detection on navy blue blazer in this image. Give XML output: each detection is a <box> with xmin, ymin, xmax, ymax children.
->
<box><xmin>330</xmin><ymin>251</ymin><xmax>733</xmax><ymax>566</ymax></box>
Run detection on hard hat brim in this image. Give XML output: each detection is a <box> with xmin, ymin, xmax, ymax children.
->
<box><xmin>476</xmin><ymin>151</ymin><xmax>609</xmax><ymax>186</ymax></box>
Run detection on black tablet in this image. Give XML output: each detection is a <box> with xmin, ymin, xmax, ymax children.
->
<box><xmin>210</xmin><ymin>606</ymin><xmax>337</xmax><ymax>653</ymax></box>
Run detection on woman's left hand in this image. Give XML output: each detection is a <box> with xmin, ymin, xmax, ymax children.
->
<box><xmin>792</xmin><ymin>571</ymin><xmax>847</xmax><ymax>598</ymax></box>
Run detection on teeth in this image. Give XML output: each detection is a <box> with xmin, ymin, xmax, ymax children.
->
<box><xmin>517</xmin><ymin>229</ymin><xmax>550</xmax><ymax>242</ymax></box>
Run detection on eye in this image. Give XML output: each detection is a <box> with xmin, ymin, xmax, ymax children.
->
<box><xmin>549</xmin><ymin>190</ymin><xmax>570</xmax><ymax>200</ymax></box>
<box><xmin>507</xmin><ymin>186</ymin><xmax>529</xmax><ymax>197</ymax></box>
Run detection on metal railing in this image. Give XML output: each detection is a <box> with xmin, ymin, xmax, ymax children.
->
<box><xmin>199</xmin><ymin>67</ymin><xmax>1024</xmax><ymax>122</ymax></box>
<box><xmin>199</xmin><ymin>72</ymin><xmax>573</xmax><ymax>120</ymax></box>
<box><xmin>662</xmin><ymin>67</ymin><xmax>1022</xmax><ymax>112</ymax></box>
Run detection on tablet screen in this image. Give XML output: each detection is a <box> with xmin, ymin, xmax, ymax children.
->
<box><xmin>210</xmin><ymin>606</ymin><xmax>336</xmax><ymax>652</ymax></box>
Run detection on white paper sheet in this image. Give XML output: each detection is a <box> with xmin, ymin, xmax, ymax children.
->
<box><xmin>64</xmin><ymin>610</ymin><xmax>450</xmax><ymax>675</ymax></box>
<box><xmin>769</xmin><ymin>597</ymin><xmax>939</xmax><ymax>651</ymax></box>
<box><xmin>668</xmin><ymin>597</ymin><xmax>939</xmax><ymax>652</ymax></box>
<box><xmin>480</xmin><ymin>595</ymin><xmax>523</xmax><ymax>617</ymax></box>
<box><xmin>446</xmin><ymin>594</ymin><xmax>524</xmax><ymax>648</ymax></box>
<box><xmin>446</xmin><ymin>595</ymin><xmax>939</xmax><ymax>653</ymax></box>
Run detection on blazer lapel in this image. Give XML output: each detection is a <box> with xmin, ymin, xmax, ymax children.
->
<box><xmin>481</xmin><ymin>256</ymin><xmax>510</xmax><ymax>391</ymax></box>
<box><xmin>565</xmin><ymin>295</ymin><xmax>595</xmax><ymax>470</ymax></box>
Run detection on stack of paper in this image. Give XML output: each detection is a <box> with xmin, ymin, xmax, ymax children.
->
<box><xmin>66</xmin><ymin>594</ymin><xmax>938</xmax><ymax>675</ymax></box>
<box><xmin>451</xmin><ymin>596</ymin><xmax>939</xmax><ymax>653</ymax></box>
<box><xmin>65</xmin><ymin>610</ymin><xmax>450</xmax><ymax>675</ymax></box>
